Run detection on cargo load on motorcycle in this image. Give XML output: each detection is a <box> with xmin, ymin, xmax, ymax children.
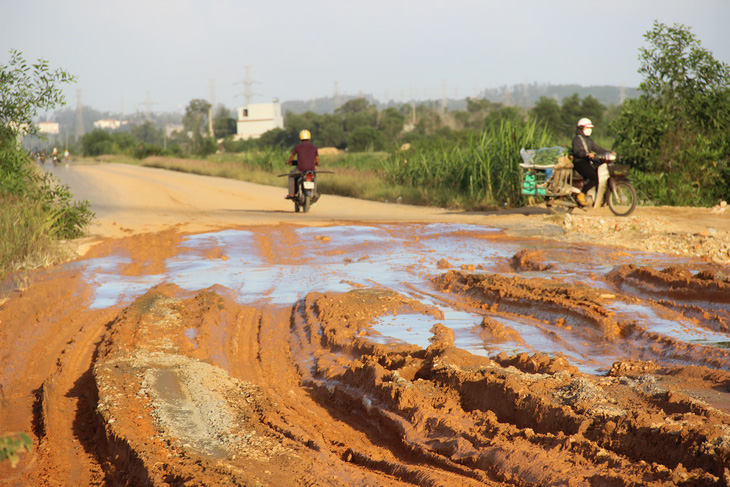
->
<box><xmin>519</xmin><ymin>146</ymin><xmax>637</xmax><ymax>216</ymax></box>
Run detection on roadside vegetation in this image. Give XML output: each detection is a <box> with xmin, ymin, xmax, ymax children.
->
<box><xmin>0</xmin><ymin>50</ymin><xmax>94</xmax><ymax>283</ymax></box>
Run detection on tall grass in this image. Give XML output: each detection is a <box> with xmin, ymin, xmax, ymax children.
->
<box><xmin>383</xmin><ymin>119</ymin><xmax>554</xmax><ymax>208</ymax></box>
<box><xmin>0</xmin><ymin>197</ymin><xmax>61</xmax><ymax>279</ymax></box>
<box><xmin>122</xmin><ymin>121</ymin><xmax>554</xmax><ymax>210</ymax></box>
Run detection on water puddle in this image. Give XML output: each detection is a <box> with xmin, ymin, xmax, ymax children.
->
<box><xmin>79</xmin><ymin>224</ymin><xmax>730</xmax><ymax>373</ymax></box>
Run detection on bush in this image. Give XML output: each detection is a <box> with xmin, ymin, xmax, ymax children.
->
<box><xmin>0</xmin><ymin>433</ymin><xmax>32</xmax><ymax>468</ymax></box>
<box><xmin>134</xmin><ymin>143</ymin><xmax>163</xmax><ymax>159</ymax></box>
<box><xmin>0</xmin><ymin>50</ymin><xmax>94</xmax><ymax>280</ymax></box>
<box><xmin>81</xmin><ymin>129</ymin><xmax>114</xmax><ymax>156</ymax></box>
<box><xmin>347</xmin><ymin>126</ymin><xmax>385</xmax><ymax>152</ymax></box>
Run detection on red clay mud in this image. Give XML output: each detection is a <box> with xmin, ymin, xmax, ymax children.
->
<box><xmin>2</xmin><ymin>164</ymin><xmax>730</xmax><ymax>485</ymax></box>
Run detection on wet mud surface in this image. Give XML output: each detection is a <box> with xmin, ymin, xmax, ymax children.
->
<box><xmin>2</xmin><ymin>223</ymin><xmax>730</xmax><ymax>486</ymax></box>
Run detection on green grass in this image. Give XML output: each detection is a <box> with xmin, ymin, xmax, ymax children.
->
<box><xmin>0</xmin><ymin>196</ymin><xmax>73</xmax><ymax>282</ymax></box>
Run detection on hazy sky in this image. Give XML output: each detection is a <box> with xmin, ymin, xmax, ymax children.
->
<box><xmin>2</xmin><ymin>0</ymin><xmax>728</xmax><ymax>115</ymax></box>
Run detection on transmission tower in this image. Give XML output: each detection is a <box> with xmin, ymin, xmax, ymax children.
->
<box><xmin>235</xmin><ymin>66</ymin><xmax>259</xmax><ymax>106</ymax></box>
<box><xmin>138</xmin><ymin>91</ymin><xmax>157</xmax><ymax>121</ymax></box>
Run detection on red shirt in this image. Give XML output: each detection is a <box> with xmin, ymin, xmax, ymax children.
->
<box><xmin>291</xmin><ymin>141</ymin><xmax>319</xmax><ymax>171</ymax></box>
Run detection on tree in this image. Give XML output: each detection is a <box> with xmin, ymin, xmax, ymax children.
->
<box><xmin>81</xmin><ymin>129</ymin><xmax>114</xmax><ymax>156</ymax></box>
<box><xmin>611</xmin><ymin>21</ymin><xmax>730</xmax><ymax>205</ymax></box>
<box><xmin>0</xmin><ymin>50</ymin><xmax>93</xmax><ymax>240</ymax></box>
<box><xmin>335</xmin><ymin>98</ymin><xmax>372</xmax><ymax>116</ymax></box>
<box><xmin>131</xmin><ymin>121</ymin><xmax>162</xmax><ymax>146</ymax></box>
<box><xmin>530</xmin><ymin>96</ymin><xmax>562</xmax><ymax>136</ymax></box>
<box><xmin>484</xmin><ymin>106</ymin><xmax>524</xmax><ymax>128</ymax></box>
<box><xmin>1</xmin><ymin>50</ymin><xmax>75</xmax><ymax>194</ymax></box>
<box><xmin>347</xmin><ymin>126</ymin><xmax>385</xmax><ymax>152</ymax></box>
<box><xmin>183</xmin><ymin>99</ymin><xmax>215</xmax><ymax>155</ymax></box>
<box><xmin>559</xmin><ymin>93</ymin><xmax>583</xmax><ymax>137</ymax></box>
<box><xmin>336</xmin><ymin>98</ymin><xmax>377</xmax><ymax>133</ymax></box>
<box><xmin>213</xmin><ymin>106</ymin><xmax>237</xmax><ymax>139</ymax></box>
<box><xmin>284</xmin><ymin>110</ymin><xmax>323</xmax><ymax>146</ymax></box>
<box><xmin>317</xmin><ymin>113</ymin><xmax>347</xmax><ymax>148</ymax></box>
<box><xmin>378</xmin><ymin>107</ymin><xmax>405</xmax><ymax>145</ymax></box>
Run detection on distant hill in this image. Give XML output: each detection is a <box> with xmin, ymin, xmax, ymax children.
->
<box><xmin>281</xmin><ymin>83</ymin><xmax>640</xmax><ymax>115</ymax></box>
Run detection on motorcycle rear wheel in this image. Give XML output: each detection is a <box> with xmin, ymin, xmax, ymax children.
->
<box><xmin>607</xmin><ymin>180</ymin><xmax>637</xmax><ymax>216</ymax></box>
<box><xmin>303</xmin><ymin>194</ymin><xmax>311</xmax><ymax>213</ymax></box>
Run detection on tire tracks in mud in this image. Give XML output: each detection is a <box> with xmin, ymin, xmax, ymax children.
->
<box><xmin>3</xmin><ymin>227</ymin><xmax>730</xmax><ymax>485</ymax></box>
<box><xmin>0</xmin><ymin>269</ymin><xmax>120</xmax><ymax>485</ymax></box>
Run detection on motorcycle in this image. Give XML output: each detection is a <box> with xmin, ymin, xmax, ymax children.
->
<box><xmin>520</xmin><ymin>149</ymin><xmax>637</xmax><ymax>216</ymax></box>
<box><xmin>278</xmin><ymin>165</ymin><xmax>332</xmax><ymax>213</ymax></box>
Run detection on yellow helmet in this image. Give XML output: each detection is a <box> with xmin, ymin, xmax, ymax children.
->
<box><xmin>299</xmin><ymin>129</ymin><xmax>311</xmax><ymax>141</ymax></box>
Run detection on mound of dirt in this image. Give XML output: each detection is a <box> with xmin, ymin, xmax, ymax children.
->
<box><xmin>22</xmin><ymin>280</ymin><xmax>720</xmax><ymax>486</ymax></box>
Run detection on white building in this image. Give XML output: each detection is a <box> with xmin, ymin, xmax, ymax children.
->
<box><xmin>37</xmin><ymin>121</ymin><xmax>60</xmax><ymax>135</ymax></box>
<box><xmin>235</xmin><ymin>100</ymin><xmax>284</xmax><ymax>140</ymax></box>
<box><xmin>93</xmin><ymin>119</ymin><xmax>124</xmax><ymax>130</ymax></box>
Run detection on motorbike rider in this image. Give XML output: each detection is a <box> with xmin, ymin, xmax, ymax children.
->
<box><xmin>286</xmin><ymin>129</ymin><xmax>319</xmax><ymax>199</ymax></box>
<box><xmin>571</xmin><ymin>118</ymin><xmax>612</xmax><ymax>207</ymax></box>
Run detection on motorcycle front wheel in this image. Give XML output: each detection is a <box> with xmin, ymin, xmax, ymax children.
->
<box><xmin>607</xmin><ymin>180</ymin><xmax>637</xmax><ymax>216</ymax></box>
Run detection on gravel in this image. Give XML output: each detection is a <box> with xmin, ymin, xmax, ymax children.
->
<box><xmin>556</xmin><ymin>202</ymin><xmax>730</xmax><ymax>264</ymax></box>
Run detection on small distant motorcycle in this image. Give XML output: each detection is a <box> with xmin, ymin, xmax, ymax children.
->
<box><xmin>279</xmin><ymin>165</ymin><xmax>332</xmax><ymax>213</ymax></box>
<box><xmin>520</xmin><ymin>149</ymin><xmax>637</xmax><ymax>216</ymax></box>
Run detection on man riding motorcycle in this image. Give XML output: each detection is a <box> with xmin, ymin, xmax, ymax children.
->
<box><xmin>571</xmin><ymin>118</ymin><xmax>612</xmax><ymax>207</ymax></box>
<box><xmin>286</xmin><ymin>129</ymin><xmax>319</xmax><ymax>199</ymax></box>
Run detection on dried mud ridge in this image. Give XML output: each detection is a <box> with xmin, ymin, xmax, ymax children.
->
<box><xmin>16</xmin><ymin>251</ymin><xmax>729</xmax><ymax>486</ymax></box>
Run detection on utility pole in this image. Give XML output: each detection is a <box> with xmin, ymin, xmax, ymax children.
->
<box><xmin>209</xmin><ymin>79</ymin><xmax>216</xmax><ymax>137</ymax></box>
<box><xmin>75</xmin><ymin>89</ymin><xmax>83</xmax><ymax>140</ymax></box>
<box><xmin>410</xmin><ymin>85</ymin><xmax>417</xmax><ymax>126</ymax></box>
<box><xmin>441</xmin><ymin>79</ymin><xmax>447</xmax><ymax>114</ymax></box>
<box><xmin>333</xmin><ymin>81</ymin><xmax>341</xmax><ymax>111</ymax></box>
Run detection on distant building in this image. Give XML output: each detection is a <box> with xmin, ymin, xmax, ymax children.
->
<box><xmin>235</xmin><ymin>100</ymin><xmax>284</xmax><ymax>140</ymax></box>
<box><xmin>165</xmin><ymin>124</ymin><xmax>184</xmax><ymax>138</ymax></box>
<box><xmin>93</xmin><ymin>119</ymin><xmax>124</xmax><ymax>130</ymax></box>
<box><xmin>37</xmin><ymin>121</ymin><xmax>60</xmax><ymax>135</ymax></box>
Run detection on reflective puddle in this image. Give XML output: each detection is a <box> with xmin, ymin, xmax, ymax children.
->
<box><xmin>79</xmin><ymin>223</ymin><xmax>729</xmax><ymax>374</ymax></box>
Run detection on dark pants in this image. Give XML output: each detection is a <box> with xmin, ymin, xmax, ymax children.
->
<box><xmin>574</xmin><ymin>159</ymin><xmax>598</xmax><ymax>194</ymax></box>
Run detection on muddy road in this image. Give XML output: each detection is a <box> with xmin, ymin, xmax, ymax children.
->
<box><xmin>2</xmin><ymin>162</ymin><xmax>730</xmax><ymax>486</ymax></box>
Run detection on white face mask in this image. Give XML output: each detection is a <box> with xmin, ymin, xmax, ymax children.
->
<box><xmin>583</xmin><ymin>128</ymin><xmax>593</xmax><ymax>136</ymax></box>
